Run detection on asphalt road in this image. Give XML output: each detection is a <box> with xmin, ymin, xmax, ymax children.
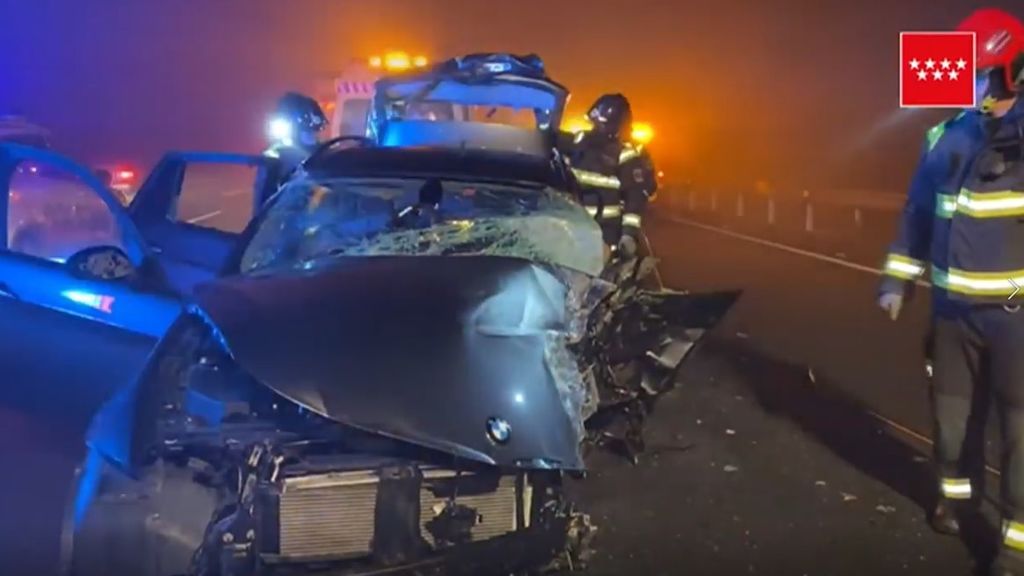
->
<box><xmin>0</xmin><ymin>183</ymin><xmax>1001</xmax><ymax>575</ymax></box>
<box><xmin>568</xmin><ymin>211</ymin><xmax>1000</xmax><ymax>576</ymax></box>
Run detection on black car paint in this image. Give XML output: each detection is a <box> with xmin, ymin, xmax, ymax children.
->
<box><xmin>194</xmin><ymin>256</ymin><xmax>582</xmax><ymax>470</ymax></box>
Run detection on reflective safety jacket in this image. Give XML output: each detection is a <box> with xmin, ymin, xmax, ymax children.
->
<box><xmin>881</xmin><ymin>99</ymin><xmax>1024</xmax><ymax>306</ymax></box>
<box><xmin>566</xmin><ymin>131</ymin><xmax>657</xmax><ymax>241</ymax></box>
<box><xmin>263</xmin><ymin>143</ymin><xmax>313</xmax><ymax>183</ymax></box>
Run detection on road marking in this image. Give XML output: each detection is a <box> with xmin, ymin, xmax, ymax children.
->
<box><xmin>867</xmin><ymin>409</ymin><xmax>1001</xmax><ymax>477</ymax></box>
<box><xmin>187</xmin><ymin>210</ymin><xmax>222</xmax><ymax>224</ymax></box>
<box><xmin>667</xmin><ymin>216</ymin><xmax>931</xmax><ymax>288</ymax></box>
<box><xmin>1010</xmin><ymin>279</ymin><xmax>1021</xmax><ymax>300</ymax></box>
<box><xmin>666</xmin><ymin>216</ymin><xmax>1002</xmax><ymax>476</ymax></box>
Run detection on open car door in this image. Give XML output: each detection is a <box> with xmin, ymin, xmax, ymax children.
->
<box><xmin>128</xmin><ymin>152</ymin><xmax>279</xmax><ymax>294</ymax></box>
<box><xmin>0</xmin><ymin>143</ymin><xmax>186</xmax><ymax>574</ymax></box>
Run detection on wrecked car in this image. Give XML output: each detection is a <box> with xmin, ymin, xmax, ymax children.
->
<box><xmin>365</xmin><ymin>52</ymin><xmax>568</xmax><ymax>155</ymax></box>
<box><xmin>1</xmin><ymin>66</ymin><xmax>735</xmax><ymax>573</ymax></box>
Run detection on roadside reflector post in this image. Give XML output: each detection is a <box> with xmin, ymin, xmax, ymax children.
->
<box><xmin>802</xmin><ymin>190</ymin><xmax>814</xmax><ymax>233</ymax></box>
<box><xmin>736</xmin><ymin>192</ymin><xmax>745</xmax><ymax>217</ymax></box>
<box><xmin>767</xmin><ymin>197</ymin><xmax>776</xmax><ymax>226</ymax></box>
<box><xmin>711</xmin><ymin>190</ymin><xmax>718</xmax><ymax>212</ymax></box>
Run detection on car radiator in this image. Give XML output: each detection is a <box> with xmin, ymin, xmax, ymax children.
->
<box><xmin>276</xmin><ymin>468</ymin><xmax>531</xmax><ymax>560</ymax></box>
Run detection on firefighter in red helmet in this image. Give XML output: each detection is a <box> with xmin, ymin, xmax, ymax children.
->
<box><xmin>878</xmin><ymin>8</ymin><xmax>1024</xmax><ymax>574</ymax></box>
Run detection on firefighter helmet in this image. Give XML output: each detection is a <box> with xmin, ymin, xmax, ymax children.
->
<box><xmin>957</xmin><ymin>8</ymin><xmax>1024</xmax><ymax>101</ymax></box>
<box><xmin>587</xmin><ymin>93</ymin><xmax>633</xmax><ymax>139</ymax></box>
<box><xmin>273</xmin><ymin>92</ymin><xmax>327</xmax><ymax>132</ymax></box>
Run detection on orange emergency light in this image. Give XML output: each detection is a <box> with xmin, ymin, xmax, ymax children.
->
<box><xmin>368</xmin><ymin>51</ymin><xmax>429</xmax><ymax>72</ymax></box>
<box><xmin>631</xmin><ymin>122</ymin><xmax>654</xmax><ymax>145</ymax></box>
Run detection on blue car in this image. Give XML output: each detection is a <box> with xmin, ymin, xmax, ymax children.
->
<box><xmin>0</xmin><ymin>143</ymin><xmax>279</xmax><ymax>575</ymax></box>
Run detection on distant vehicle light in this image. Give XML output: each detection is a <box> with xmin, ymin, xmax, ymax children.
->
<box><xmin>114</xmin><ymin>169</ymin><xmax>135</xmax><ymax>182</ymax></box>
<box><xmin>384</xmin><ymin>51</ymin><xmax>412</xmax><ymax>71</ymax></box>
<box><xmin>657</xmin><ymin>170</ymin><xmax>665</xmax><ymax>179</ymax></box>
<box><xmin>631</xmin><ymin>122</ymin><xmax>654</xmax><ymax>145</ymax></box>
<box><xmin>368</xmin><ymin>51</ymin><xmax>424</xmax><ymax>72</ymax></box>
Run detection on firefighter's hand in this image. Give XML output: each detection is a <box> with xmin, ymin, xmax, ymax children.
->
<box><xmin>617</xmin><ymin>235</ymin><xmax>638</xmax><ymax>258</ymax></box>
<box><xmin>878</xmin><ymin>292</ymin><xmax>904</xmax><ymax>321</ymax></box>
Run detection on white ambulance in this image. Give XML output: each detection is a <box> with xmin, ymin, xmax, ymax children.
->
<box><xmin>330</xmin><ymin>51</ymin><xmax>430</xmax><ymax>138</ymax></box>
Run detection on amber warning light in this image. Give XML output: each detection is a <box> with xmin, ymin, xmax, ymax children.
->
<box><xmin>368</xmin><ymin>51</ymin><xmax>429</xmax><ymax>72</ymax></box>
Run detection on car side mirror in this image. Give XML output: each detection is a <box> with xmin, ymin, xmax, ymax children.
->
<box><xmin>66</xmin><ymin>245</ymin><xmax>138</xmax><ymax>283</ymax></box>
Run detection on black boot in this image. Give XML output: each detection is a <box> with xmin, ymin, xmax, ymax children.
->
<box><xmin>928</xmin><ymin>498</ymin><xmax>961</xmax><ymax>536</ymax></box>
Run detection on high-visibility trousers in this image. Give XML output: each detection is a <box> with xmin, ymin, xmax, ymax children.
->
<box><xmin>932</xmin><ymin>303</ymin><xmax>1024</xmax><ymax>549</ymax></box>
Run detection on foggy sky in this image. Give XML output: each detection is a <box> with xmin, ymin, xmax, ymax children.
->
<box><xmin>0</xmin><ymin>0</ymin><xmax>1014</xmax><ymax>193</ymax></box>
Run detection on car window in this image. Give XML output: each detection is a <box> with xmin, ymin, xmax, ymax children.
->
<box><xmin>173</xmin><ymin>163</ymin><xmax>256</xmax><ymax>234</ymax></box>
<box><xmin>6</xmin><ymin>160</ymin><xmax>125</xmax><ymax>263</ymax></box>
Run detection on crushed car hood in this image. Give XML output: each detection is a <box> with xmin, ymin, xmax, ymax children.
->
<box><xmin>194</xmin><ymin>255</ymin><xmax>587</xmax><ymax>470</ymax></box>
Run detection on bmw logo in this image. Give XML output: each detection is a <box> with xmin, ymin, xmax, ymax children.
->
<box><xmin>486</xmin><ymin>417</ymin><xmax>511</xmax><ymax>445</ymax></box>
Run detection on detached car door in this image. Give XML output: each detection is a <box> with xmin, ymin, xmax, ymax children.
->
<box><xmin>128</xmin><ymin>152</ymin><xmax>279</xmax><ymax>294</ymax></box>
<box><xmin>0</xmin><ymin>144</ymin><xmax>183</xmax><ymax>575</ymax></box>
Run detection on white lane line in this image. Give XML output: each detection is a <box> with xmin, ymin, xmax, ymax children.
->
<box><xmin>664</xmin><ymin>216</ymin><xmax>1000</xmax><ymax>474</ymax></box>
<box><xmin>868</xmin><ymin>410</ymin><xmax>1002</xmax><ymax>477</ymax></box>
<box><xmin>187</xmin><ymin>210</ymin><xmax>222</xmax><ymax>224</ymax></box>
<box><xmin>667</xmin><ymin>216</ymin><xmax>931</xmax><ymax>288</ymax></box>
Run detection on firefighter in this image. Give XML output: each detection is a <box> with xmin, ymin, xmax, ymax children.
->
<box><xmin>877</xmin><ymin>8</ymin><xmax>1024</xmax><ymax>574</ymax></box>
<box><xmin>566</xmin><ymin>94</ymin><xmax>658</xmax><ymax>261</ymax></box>
<box><xmin>263</xmin><ymin>92</ymin><xmax>328</xmax><ymax>179</ymax></box>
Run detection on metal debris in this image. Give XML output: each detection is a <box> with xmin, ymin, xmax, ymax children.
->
<box><xmin>875</xmin><ymin>505</ymin><xmax>896</xmax><ymax>514</ymax></box>
<box><xmin>912</xmin><ymin>455</ymin><xmax>928</xmax><ymax>463</ymax></box>
<box><xmin>726</xmin><ymin>429</ymin><xmax>736</xmax><ymax>436</ymax></box>
<box><xmin>736</xmin><ymin>331</ymin><xmax>750</xmax><ymax>339</ymax></box>
<box><xmin>814</xmin><ymin>480</ymin><xmax>827</xmax><ymax>487</ymax></box>
<box><xmin>841</xmin><ymin>492</ymin><xmax>858</xmax><ymax>502</ymax></box>
<box><xmin>807</xmin><ymin>368</ymin><xmax>817</xmax><ymax>384</ymax></box>
<box><xmin>724</xmin><ymin>465</ymin><xmax>739</xmax><ymax>473</ymax></box>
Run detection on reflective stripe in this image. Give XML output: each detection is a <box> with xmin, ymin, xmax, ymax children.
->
<box><xmin>622</xmin><ymin>213</ymin><xmax>642</xmax><ymax>228</ymax></box>
<box><xmin>936</xmin><ymin>193</ymin><xmax>957</xmax><ymax>219</ymax></box>
<box><xmin>883</xmin><ymin>254</ymin><xmax>926</xmax><ymax>280</ymax></box>
<box><xmin>572</xmin><ymin>168</ymin><xmax>621</xmax><ymax>189</ymax></box>
<box><xmin>953</xmin><ymin>189</ymin><xmax>1024</xmax><ymax>218</ymax></box>
<box><xmin>1005</xmin><ymin>520</ymin><xmax>1024</xmax><ymax>551</ymax></box>
<box><xmin>585</xmin><ymin>205</ymin><xmax>623</xmax><ymax>218</ymax></box>
<box><xmin>940</xmin><ymin>478</ymin><xmax>972</xmax><ymax>500</ymax></box>
<box><xmin>925</xmin><ymin>112</ymin><xmax>964</xmax><ymax>152</ymax></box>
<box><xmin>926</xmin><ymin>122</ymin><xmax>946</xmax><ymax>152</ymax></box>
<box><xmin>932</xmin><ymin>267</ymin><xmax>1024</xmax><ymax>297</ymax></box>
<box><xmin>619</xmin><ymin>146</ymin><xmax>642</xmax><ymax>163</ymax></box>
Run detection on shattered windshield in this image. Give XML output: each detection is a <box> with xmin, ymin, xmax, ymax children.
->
<box><xmin>240</xmin><ymin>176</ymin><xmax>604</xmax><ymax>277</ymax></box>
